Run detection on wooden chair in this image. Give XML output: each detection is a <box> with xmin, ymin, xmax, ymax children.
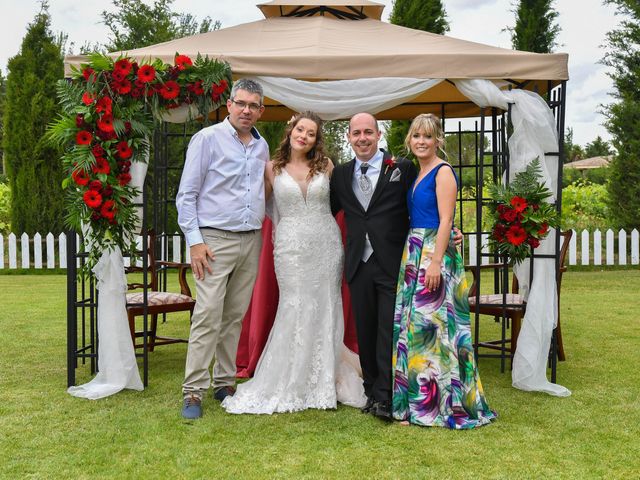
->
<box><xmin>125</xmin><ymin>232</ymin><xmax>195</xmax><ymax>351</ymax></box>
<box><xmin>467</xmin><ymin>230</ymin><xmax>572</xmax><ymax>361</ymax></box>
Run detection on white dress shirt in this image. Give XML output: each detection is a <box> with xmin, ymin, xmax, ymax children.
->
<box><xmin>176</xmin><ymin>117</ymin><xmax>270</xmax><ymax>247</ymax></box>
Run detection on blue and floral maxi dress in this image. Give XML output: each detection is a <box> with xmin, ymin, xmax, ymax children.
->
<box><xmin>391</xmin><ymin>163</ymin><xmax>496</xmax><ymax>429</ymax></box>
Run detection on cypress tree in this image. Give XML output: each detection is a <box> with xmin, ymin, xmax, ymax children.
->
<box><xmin>386</xmin><ymin>0</ymin><xmax>449</xmax><ymax>157</ymax></box>
<box><xmin>3</xmin><ymin>2</ymin><xmax>64</xmax><ymax>234</ymax></box>
<box><xmin>603</xmin><ymin>0</ymin><xmax>640</xmax><ymax>228</ymax></box>
<box><xmin>0</xmin><ymin>70</ymin><xmax>6</xmax><ymax>177</ymax></box>
<box><xmin>509</xmin><ymin>0</ymin><xmax>561</xmax><ymax>53</ymax></box>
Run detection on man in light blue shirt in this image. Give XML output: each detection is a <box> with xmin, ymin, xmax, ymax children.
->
<box><xmin>176</xmin><ymin>78</ymin><xmax>269</xmax><ymax>419</ymax></box>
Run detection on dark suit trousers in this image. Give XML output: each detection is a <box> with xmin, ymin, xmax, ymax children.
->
<box><xmin>348</xmin><ymin>253</ymin><xmax>396</xmax><ymax>404</ymax></box>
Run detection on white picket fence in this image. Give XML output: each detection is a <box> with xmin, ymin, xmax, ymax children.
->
<box><xmin>0</xmin><ymin>228</ymin><xmax>638</xmax><ymax>270</ymax></box>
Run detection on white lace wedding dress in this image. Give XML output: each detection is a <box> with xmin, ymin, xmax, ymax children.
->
<box><xmin>222</xmin><ymin>170</ymin><xmax>366</xmax><ymax>414</ymax></box>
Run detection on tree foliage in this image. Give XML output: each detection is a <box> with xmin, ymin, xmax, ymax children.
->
<box><xmin>3</xmin><ymin>2</ymin><xmax>65</xmax><ymax>234</ymax></box>
<box><xmin>386</xmin><ymin>0</ymin><xmax>449</xmax><ymax>156</ymax></box>
<box><xmin>101</xmin><ymin>0</ymin><xmax>219</xmax><ymax>52</ymax></box>
<box><xmin>584</xmin><ymin>136</ymin><xmax>614</xmax><ymax>158</ymax></box>
<box><xmin>564</xmin><ymin>127</ymin><xmax>585</xmax><ymax>162</ymax></box>
<box><xmin>508</xmin><ymin>0</ymin><xmax>561</xmax><ymax>53</ymax></box>
<box><xmin>0</xmin><ymin>70</ymin><xmax>6</xmax><ymax>176</ymax></box>
<box><xmin>602</xmin><ymin>0</ymin><xmax>640</xmax><ymax>228</ymax></box>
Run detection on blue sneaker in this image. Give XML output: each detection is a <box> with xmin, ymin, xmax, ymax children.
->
<box><xmin>181</xmin><ymin>395</ymin><xmax>202</xmax><ymax>419</ymax></box>
<box><xmin>213</xmin><ymin>386</ymin><xmax>236</xmax><ymax>402</ymax></box>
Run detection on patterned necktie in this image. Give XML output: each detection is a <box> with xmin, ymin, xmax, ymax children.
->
<box><xmin>358</xmin><ymin>163</ymin><xmax>372</xmax><ymax>195</ymax></box>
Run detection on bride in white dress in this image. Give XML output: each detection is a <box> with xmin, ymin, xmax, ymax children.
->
<box><xmin>222</xmin><ymin>112</ymin><xmax>366</xmax><ymax>414</ymax></box>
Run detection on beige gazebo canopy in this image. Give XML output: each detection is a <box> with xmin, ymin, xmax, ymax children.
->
<box><xmin>64</xmin><ymin>1</ymin><xmax>568</xmax><ymax>120</ymax></box>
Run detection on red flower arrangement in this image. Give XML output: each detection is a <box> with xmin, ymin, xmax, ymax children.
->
<box><xmin>487</xmin><ymin>159</ymin><xmax>560</xmax><ymax>265</ymax></box>
<box><xmin>47</xmin><ymin>52</ymin><xmax>232</xmax><ymax>268</ymax></box>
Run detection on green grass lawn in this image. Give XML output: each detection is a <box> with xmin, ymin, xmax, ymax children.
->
<box><xmin>0</xmin><ymin>270</ymin><xmax>638</xmax><ymax>479</ymax></box>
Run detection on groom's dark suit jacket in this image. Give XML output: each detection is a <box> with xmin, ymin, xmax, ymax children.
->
<box><xmin>330</xmin><ymin>150</ymin><xmax>418</xmax><ymax>283</ymax></box>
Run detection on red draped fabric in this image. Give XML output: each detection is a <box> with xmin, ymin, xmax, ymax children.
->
<box><xmin>235</xmin><ymin>212</ymin><xmax>358</xmax><ymax>378</ymax></box>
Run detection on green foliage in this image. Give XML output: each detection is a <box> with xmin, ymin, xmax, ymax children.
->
<box><xmin>3</xmin><ymin>2</ymin><xmax>65</xmax><ymax>235</ymax></box>
<box><xmin>602</xmin><ymin>0</ymin><xmax>640</xmax><ymax>228</ymax></box>
<box><xmin>562</xmin><ymin>167</ymin><xmax>609</xmax><ymax>187</ymax></box>
<box><xmin>508</xmin><ymin>0</ymin><xmax>561</xmax><ymax>53</ymax></box>
<box><xmin>101</xmin><ymin>0</ymin><xmax>219</xmax><ymax>51</ymax></box>
<box><xmin>0</xmin><ymin>70</ymin><xmax>6</xmax><ymax>175</ymax></box>
<box><xmin>584</xmin><ymin>136</ymin><xmax>613</xmax><ymax>158</ymax></box>
<box><xmin>0</xmin><ymin>182</ymin><xmax>11</xmax><ymax>233</ymax></box>
<box><xmin>322</xmin><ymin>120</ymin><xmax>350</xmax><ymax>164</ymax></box>
<box><xmin>561</xmin><ymin>180</ymin><xmax>610</xmax><ymax>231</ymax></box>
<box><xmin>564</xmin><ymin>127</ymin><xmax>585</xmax><ymax>162</ymax></box>
<box><xmin>386</xmin><ymin>0</ymin><xmax>448</xmax><ymax>155</ymax></box>
<box><xmin>257</xmin><ymin>121</ymin><xmax>287</xmax><ymax>156</ymax></box>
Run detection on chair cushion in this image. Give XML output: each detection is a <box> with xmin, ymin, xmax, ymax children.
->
<box><xmin>468</xmin><ymin>293</ymin><xmax>525</xmax><ymax>306</ymax></box>
<box><xmin>126</xmin><ymin>291</ymin><xmax>194</xmax><ymax>306</ymax></box>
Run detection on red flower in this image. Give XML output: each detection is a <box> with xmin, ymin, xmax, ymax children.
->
<box><xmin>492</xmin><ymin>223</ymin><xmax>508</xmax><ymax>241</ymax></box>
<box><xmin>92</xmin><ymin>145</ymin><xmax>105</xmax><ymax>158</ymax></box>
<box><xmin>510</xmin><ymin>196</ymin><xmax>528</xmax><ymax>213</ymax></box>
<box><xmin>100</xmin><ymin>199</ymin><xmax>117</xmax><ymax>220</ymax></box>
<box><xmin>505</xmin><ymin>225</ymin><xmax>528</xmax><ymax>246</ymax></box>
<box><xmin>117</xmin><ymin>172</ymin><xmax>132</xmax><ymax>186</ymax></box>
<box><xmin>95</xmin><ymin>96</ymin><xmax>113</xmax><ymax>115</ymax></box>
<box><xmin>137</xmin><ymin>65</ymin><xmax>156</xmax><ymax>83</ymax></box>
<box><xmin>211</xmin><ymin>81</ymin><xmax>227</xmax><ymax>96</ymax></box>
<box><xmin>497</xmin><ymin>204</ymin><xmax>508</xmax><ymax>215</ymax></box>
<box><xmin>501</xmin><ymin>208</ymin><xmax>518</xmax><ymax>223</ymax></box>
<box><xmin>384</xmin><ymin>157</ymin><xmax>397</xmax><ymax>174</ymax></box>
<box><xmin>76</xmin><ymin>130</ymin><xmax>92</xmax><ymax>145</ymax></box>
<box><xmin>92</xmin><ymin>157</ymin><xmax>111</xmax><ymax>175</ymax></box>
<box><xmin>72</xmin><ymin>169</ymin><xmax>90</xmax><ymax>186</ymax></box>
<box><xmin>187</xmin><ymin>80</ymin><xmax>204</xmax><ymax>96</ymax></box>
<box><xmin>82</xmin><ymin>67</ymin><xmax>95</xmax><ymax>81</ymax></box>
<box><xmin>130</xmin><ymin>87</ymin><xmax>143</xmax><ymax>98</ymax></box>
<box><xmin>538</xmin><ymin>223</ymin><xmax>549</xmax><ymax>235</ymax></box>
<box><xmin>83</xmin><ymin>190</ymin><xmax>103</xmax><ymax>209</ymax></box>
<box><xmin>103</xmin><ymin>185</ymin><xmax>113</xmax><ymax>197</ymax></box>
<box><xmin>159</xmin><ymin>80</ymin><xmax>180</xmax><ymax>100</ymax></box>
<box><xmin>116</xmin><ymin>141</ymin><xmax>133</xmax><ymax>159</ymax></box>
<box><xmin>527</xmin><ymin>237</ymin><xmax>540</xmax><ymax>248</ymax></box>
<box><xmin>111</xmin><ymin>69</ymin><xmax>126</xmax><ymax>82</ymax></box>
<box><xmin>97</xmin><ymin>114</ymin><xmax>115</xmax><ymax>133</ymax></box>
<box><xmin>174</xmin><ymin>54</ymin><xmax>193</xmax><ymax>71</ymax></box>
<box><xmin>88</xmin><ymin>180</ymin><xmax>103</xmax><ymax>191</ymax></box>
<box><xmin>113</xmin><ymin>79</ymin><xmax>132</xmax><ymax>95</ymax></box>
<box><xmin>114</xmin><ymin>58</ymin><xmax>132</xmax><ymax>76</ymax></box>
<box><xmin>75</xmin><ymin>114</ymin><xmax>86</xmax><ymax>128</ymax></box>
<box><xmin>82</xmin><ymin>92</ymin><xmax>95</xmax><ymax>105</ymax></box>
<box><xmin>118</xmin><ymin>160</ymin><xmax>131</xmax><ymax>173</ymax></box>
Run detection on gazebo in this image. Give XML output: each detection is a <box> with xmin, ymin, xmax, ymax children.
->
<box><xmin>65</xmin><ymin>0</ymin><xmax>570</xmax><ymax>397</ymax></box>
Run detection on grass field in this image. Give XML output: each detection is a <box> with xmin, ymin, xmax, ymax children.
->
<box><xmin>0</xmin><ymin>270</ymin><xmax>638</xmax><ymax>479</ymax></box>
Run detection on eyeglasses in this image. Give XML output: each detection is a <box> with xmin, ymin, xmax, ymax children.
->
<box><xmin>230</xmin><ymin>99</ymin><xmax>262</xmax><ymax>113</ymax></box>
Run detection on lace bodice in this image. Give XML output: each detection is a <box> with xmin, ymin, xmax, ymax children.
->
<box><xmin>274</xmin><ymin>169</ymin><xmax>333</xmax><ymax>218</ymax></box>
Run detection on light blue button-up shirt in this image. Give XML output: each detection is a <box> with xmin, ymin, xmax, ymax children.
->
<box><xmin>176</xmin><ymin>117</ymin><xmax>269</xmax><ymax>247</ymax></box>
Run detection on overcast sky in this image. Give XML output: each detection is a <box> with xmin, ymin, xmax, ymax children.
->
<box><xmin>0</xmin><ymin>0</ymin><xmax>624</xmax><ymax>147</ymax></box>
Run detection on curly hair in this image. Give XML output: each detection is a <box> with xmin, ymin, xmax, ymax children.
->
<box><xmin>272</xmin><ymin>111</ymin><xmax>328</xmax><ymax>178</ymax></box>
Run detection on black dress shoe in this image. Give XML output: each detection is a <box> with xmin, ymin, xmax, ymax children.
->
<box><xmin>361</xmin><ymin>397</ymin><xmax>375</xmax><ymax>414</ymax></box>
<box><xmin>213</xmin><ymin>386</ymin><xmax>236</xmax><ymax>402</ymax></box>
<box><xmin>371</xmin><ymin>401</ymin><xmax>393</xmax><ymax>422</ymax></box>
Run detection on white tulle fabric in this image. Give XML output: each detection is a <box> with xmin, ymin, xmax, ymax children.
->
<box><xmin>67</xmin><ymin>247</ymin><xmax>143</xmax><ymax>399</ymax></box>
<box><xmin>223</xmin><ymin>172</ymin><xmax>366</xmax><ymax>414</ymax></box>
<box><xmin>251</xmin><ymin>76</ymin><xmax>443</xmax><ymax>121</ymax></box>
<box><xmin>454</xmin><ymin>79</ymin><xmax>570</xmax><ymax>397</ymax></box>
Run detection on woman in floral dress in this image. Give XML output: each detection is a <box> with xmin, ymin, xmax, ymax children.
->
<box><xmin>391</xmin><ymin>114</ymin><xmax>496</xmax><ymax>429</ymax></box>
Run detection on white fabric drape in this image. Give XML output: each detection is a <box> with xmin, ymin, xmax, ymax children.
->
<box><xmin>252</xmin><ymin>76</ymin><xmax>443</xmax><ymax>120</ymax></box>
<box><xmin>454</xmin><ymin>79</ymin><xmax>570</xmax><ymax>397</ymax></box>
<box><xmin>67</xmin><ymin>247</ymin><xmax>143</xmax><ymax>399</ymax></box>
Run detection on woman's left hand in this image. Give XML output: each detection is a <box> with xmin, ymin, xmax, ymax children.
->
<box><xmin>425</xmin><ymin>259</ymin><xmax>442</xmax><ymax>292</ymax></box>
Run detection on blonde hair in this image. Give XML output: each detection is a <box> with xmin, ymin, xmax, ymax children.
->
<box><xmin>404</xmin><ymin>113</ymin><xmax>446</xmax><ymax>156</ymax></box>
<box><xmin>272</xmin><ymin>111</ymin><xmax>328</xmax><ymax>178</ymax></box>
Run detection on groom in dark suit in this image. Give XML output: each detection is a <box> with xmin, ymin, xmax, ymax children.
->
<box><xmin>330</xmin><ymin>113</ymin><xmax>417</xmax><ymax>421</ymax></box>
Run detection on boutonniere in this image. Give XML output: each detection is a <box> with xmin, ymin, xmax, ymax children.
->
<box><xmin>384</xmin><ymin>157</ymin><xmax>397</xmax><ymax>174</ymax></box>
